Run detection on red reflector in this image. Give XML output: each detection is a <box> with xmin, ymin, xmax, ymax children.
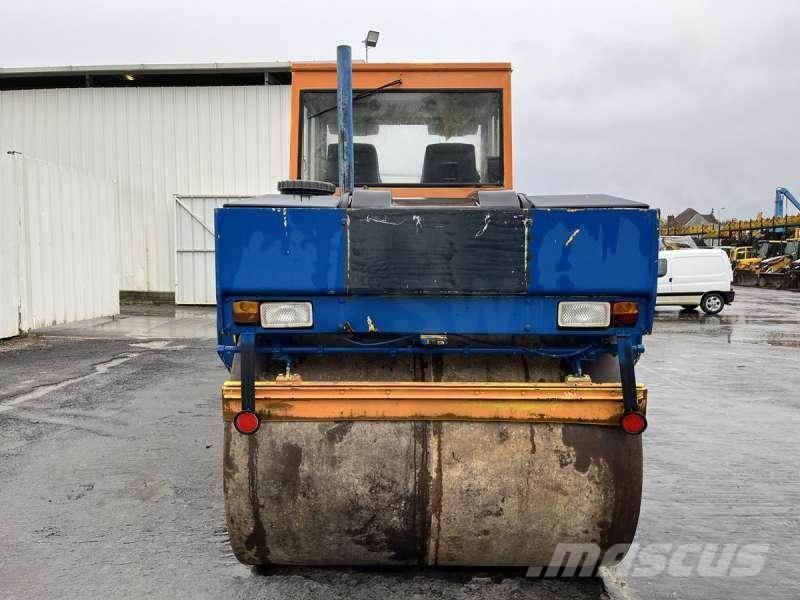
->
<box><xmin>620</xmin><ymin>411</ymin><xmax>647</xmax><ymax>435</ymax></box>
<box><xmin>233</xmin><ymin>411</ymin><xmax>260</xmax><ymax>435</ymax></box>
<box><xmin>612</xmin><ymin>301</ymin><xmax>639</xmax><ymax>326</ymax></box>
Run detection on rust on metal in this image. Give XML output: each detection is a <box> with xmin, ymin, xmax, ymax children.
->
<box><xmin>221</xmin><ymin>379</ymin><xmax>647</xmax><ymax>424</ymax></box>
<box><xmin>223</xmin><ymin>420</ymin><xmax>644</xmax><ymax>566</ymax></box>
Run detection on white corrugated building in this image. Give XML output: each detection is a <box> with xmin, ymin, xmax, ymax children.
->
<box><xmin>0</xmin><ymin>62</ymin><xmax>293</xmax><ymax>337</ymax></box>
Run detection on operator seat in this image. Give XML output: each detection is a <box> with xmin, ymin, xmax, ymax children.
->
<box><xmin>325</xmin><ymin>143</ymin><xmax>381</xmax><ymax>185</ymax></box>
<box><xmin>421</xmin><ymin>143</ymin><xmax>480</xmax><ymax>184</ymax></box>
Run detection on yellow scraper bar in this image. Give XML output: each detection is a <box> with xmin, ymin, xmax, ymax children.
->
<box><xmin>221</xmin><ymin>379</ymin><xmax>647</xmax><ymax>425</ymax></box>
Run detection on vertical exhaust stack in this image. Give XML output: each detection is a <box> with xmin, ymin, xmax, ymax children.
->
<box><xmin>336</xmin><ymin>45</ymin><xmax>355</xmax><ymax>197</ymax></box>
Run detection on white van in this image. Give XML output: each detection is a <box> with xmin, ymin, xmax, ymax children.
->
<box><xmin>657</xmin><ymin>249</ymin><xmax>735</xmax><ymax>314</ymax></box>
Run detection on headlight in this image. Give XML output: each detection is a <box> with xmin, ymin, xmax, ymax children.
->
<box><xmin>260</xmin><ymin>302</ymin><xmax>313</xmax><ymax>328</ymax></box>
<box><xmin>557</xmin><ymin>301</ymin><xmax>611</xmax><ymax>328</ymax></box>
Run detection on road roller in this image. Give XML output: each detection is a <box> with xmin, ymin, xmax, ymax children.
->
<box><xmin>215</xmin><ymin>47</ymin><xmax>658</xmax><ymax>568</ymax></box>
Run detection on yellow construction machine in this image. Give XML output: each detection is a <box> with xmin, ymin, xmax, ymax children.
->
<box><xmin>734</xmin><ymin>239</ymin><xmax>786</xmax><ymax>285</ymax></box>
<box><xmin>728</xmin><ymin>246</ymin><xmax>756</xmax><ymax>267</ymax></box>
<box><xmin>757</xmin><ymin>234</ymin><xmax>800</xmax><ymax>289</ymax></box>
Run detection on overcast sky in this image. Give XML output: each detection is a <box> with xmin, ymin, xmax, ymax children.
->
<box><xmin>2</xmin><ymin>0</ymin><xmax>799</xmax><ymax>218</ymax></box>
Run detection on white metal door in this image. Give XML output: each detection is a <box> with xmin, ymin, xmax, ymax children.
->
<box><xmin>174</xmin><ymin>195</ymin><xmax>251</xmax><ymax>305</ymax></box>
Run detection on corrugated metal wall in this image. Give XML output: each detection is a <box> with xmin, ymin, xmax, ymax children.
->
<box><xmin>0</xmin><ymin>154</ymin><xmax>119</xmax><ymax>338</ymax></box>
<box><xmin>0</xmin><ymin>157</ymin><xmax>22</xmax><ymax>337</ymax></box>
<box><xmin>0</xmin><ymin>85</ymin><xmax>291</xmax><ymax>293</ymax></box>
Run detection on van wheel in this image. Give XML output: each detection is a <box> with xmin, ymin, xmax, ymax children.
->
<box><xmin>700</xmin><ymin>292</ymin><xmax>724</xmax><ymax>315</ymax></box>
<box><xmin>680</xmin><ymin>305</ymin><xmax>699</xmax><ymax>311</ymax></box>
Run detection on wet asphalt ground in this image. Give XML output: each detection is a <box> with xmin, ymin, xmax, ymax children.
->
<box><xmin>0</xmin><ymin>286</ymin><xmax>798</xmax><ymax>600</ymax></box>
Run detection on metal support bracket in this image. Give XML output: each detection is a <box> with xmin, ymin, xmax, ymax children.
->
<box><xmin>240</xmin><ymin>332</ymin><xmax>256</xmax><ymax>413</ymax></box>
<box><xmin>616</xmin><ymin>336</ymin><xmax>639</xmax><ymax>413</ymax></box>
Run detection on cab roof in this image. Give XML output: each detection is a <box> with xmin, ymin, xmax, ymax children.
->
<box><xmin>290</xmin><ymin>62</ymin><xmax>511</xmax><ymax>73</ymax></box>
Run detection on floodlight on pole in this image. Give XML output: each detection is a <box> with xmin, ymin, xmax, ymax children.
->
<box><xmin>362</xmin><ymin>30</ymin><xmax>380</xmax><ymax>62</ymax></box>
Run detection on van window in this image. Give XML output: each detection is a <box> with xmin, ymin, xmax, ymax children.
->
<box><xmin>657</xmin><ymin>258</ymin><xmax>668</xmax><ymax>277</ymax></box>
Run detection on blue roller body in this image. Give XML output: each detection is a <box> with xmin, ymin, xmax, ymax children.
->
<box><xmin>215</xmin><ymin>207</ymin><xmax>346</xmax><ymax>296</ymax></box>
<box><xmin>214</xmin><ymin>203</ymin><xmax>659</xmax><ymax>370</ymax></box>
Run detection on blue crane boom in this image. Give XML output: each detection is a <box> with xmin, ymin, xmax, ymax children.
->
<box><xmin>775</xmin><ymin>187</ymin><xmax>800</xmax><ymax>217</ymax></box>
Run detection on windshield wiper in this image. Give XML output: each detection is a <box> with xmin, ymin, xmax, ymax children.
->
<box><xmin>308</xmin><ymin>79</ymin><xmax>403</xmax><ymax>119</ymax></box>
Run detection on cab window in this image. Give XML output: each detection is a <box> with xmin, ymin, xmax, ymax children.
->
<box><xmin>300</xmin><ymin>90</ymin><xmax>503</xmax><ymax>186</ymax></box>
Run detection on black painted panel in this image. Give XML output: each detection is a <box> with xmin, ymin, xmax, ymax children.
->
<box><xmin>347</xmin><ymin>208</ymin><xmax>529</xmax><ymax>294</ymax></box>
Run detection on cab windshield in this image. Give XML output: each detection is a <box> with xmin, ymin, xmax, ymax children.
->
<box><xmin>758</xmin><ymin>241</ymin><xmax>783</xmax><ymax>258</ymax></box>
<box><xmin>299</xmin><ymin>90</ymin><xmax>503</xmax><ymax>186</ymax></box>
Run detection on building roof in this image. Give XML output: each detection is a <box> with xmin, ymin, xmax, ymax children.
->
<box><xmin>0</xmin><ymin>61</ymin><xmax>290</xmax><ymax>76</ymax></box>
<box><xmin>673</xmin><ymin>207</ymin><xmax>718</xmax><ymax>227</ymax></box>
<box><xmin>0</xmin><ymin>61</ymin><xmax>512</xmax><ymax>90</ymax></box>
<box><xmin>674</xmin><ymin>208</ymin><xmax>698</xmax><ymax>226</ymax></box>
<box><xmin>0</xmin><ymin>61</ymin><xmax>292</xmax><ymax>89</ymax></box>
<box><xmin>291</xmin><ymin>61</ymin><xmax>512</xmax><ymax>72</ymax></box>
